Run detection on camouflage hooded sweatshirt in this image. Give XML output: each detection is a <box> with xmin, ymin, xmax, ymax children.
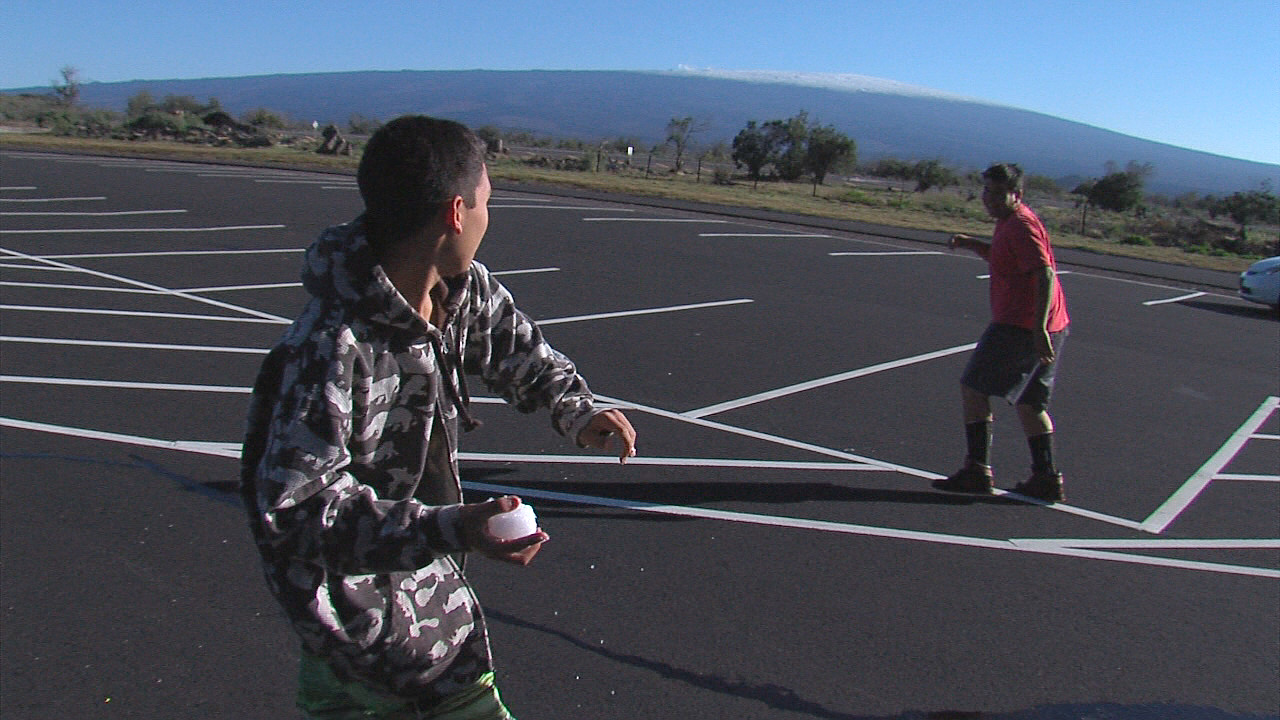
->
<box><xmin>240</xmin><ymin>216</ymin><xmax>598</xmax><ymax>702</ymax></box>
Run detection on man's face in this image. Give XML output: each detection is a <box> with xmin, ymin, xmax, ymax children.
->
<box><xmin>441</xmin><ymin>165</ymin><xmax>491</xmax><ymax>275</ymax></box>
<box><xmin>981</xmin><ymin>181</ymin><xmax>1019</xmax><ymax>218</ymax></box>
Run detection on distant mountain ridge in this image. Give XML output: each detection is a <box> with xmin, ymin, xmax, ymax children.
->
<box><xmin>10</xmin><ymin>69</ymin><xmax>1277</xmax><ymax>196</ymax></box>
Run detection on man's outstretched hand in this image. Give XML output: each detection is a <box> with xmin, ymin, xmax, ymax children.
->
<box><xmin>576</xmin><ymin>408</ymin><xmax>638</xmax><ymax>463</ymax></box>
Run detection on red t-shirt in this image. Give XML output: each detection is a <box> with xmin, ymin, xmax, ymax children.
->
<box><xmin>988</xmin><ymin>204</ymin><xmax>1069</xmax><ymax>332</ymax></box>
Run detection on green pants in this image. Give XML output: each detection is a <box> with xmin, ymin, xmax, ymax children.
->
<box><xmin>297</xmin><ymin>651</ymin><xmax>515</xmax><ymax>720</ymax></box>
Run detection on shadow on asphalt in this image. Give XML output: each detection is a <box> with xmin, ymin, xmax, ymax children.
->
<box><xmin>486</xmin><ymin>608</ymin><xmax>1274</xmax><ymax>720</ymax></box>
<box><xmin>1180</xmin><ymin>298</ymin><xmax>1279</xmax><ymax>321</ymax></box>
<box><xmin>461</xmin><ymin>466</ymin><xmax>1019</xmax><ymax>520</ymax></box>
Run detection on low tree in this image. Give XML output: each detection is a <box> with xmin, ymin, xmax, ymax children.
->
<box><xmin>161</xmin><ymin>95</ymin><xmax>209</xmax><ymax>115</ymax></box>
<box><xmin>126</xmin><ymin>91</ymin><xmax>157</xmax><ymax>119</ymax></box>
<box><xmin>52</xmin><ymin>66</ymin><xmax>80</xmax><ymax>106</ymax></box>
<box><xmin>665</xmin><ymin>116</ymin><xmax>707</xmax><ymax>172</ymax></box>
<box><xmin>804</xmin><ymin>123</ymin><xmax>855</xmax><ymax>196</ymax></box>
<box><xmin>911</xmin><ymin>159</ymin><xmax>957</xmax><ymax>192</ymax></box>
<box><xmin>347</xmin><ymin>114</ymin><xmax>381</xmax><ymax>135</ymax></box>
<box><xmin>763</xmin><ymin>112</ymin><xmax>809</xmax><ymax>182</ymax></box>
<box><xmin>1214</xmin><ymin>187</ymin><xmax>1280</xmax><ymax>251</ymax></box>
<box><xmin>866</xmin><ymin>157</ymin><xmax>915</xmax><ymax>183</ymax></box>
<box><xmin>242</xmin><ymin>107</ymin><xmax>288</xmax><ymax>130</ymax></box>
<box><xmin>1025</xmin><ymin>174</ymin><xmax>1062</xmax><ymax>195</ymax></box>
<box><xmin>731</xmin><ymin>121</ymin><xmax>776</xmax><ymax>189</ymax></box>
<box><xmin>1072</xmin><ymin>161</ymin><xmax>1151</xmax><ymax>233</ymax></box>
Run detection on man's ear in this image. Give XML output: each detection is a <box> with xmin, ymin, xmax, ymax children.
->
<box><xmin>444</xmin><ymin>195</ymin><xmax>466</xmax><ymax>234</ymax></box>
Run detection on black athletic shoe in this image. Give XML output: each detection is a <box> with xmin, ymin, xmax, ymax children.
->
<box><xmin>1012</xmin><ymin>471</ymin><xmax>1065</xmax><ymax>503</ymax></box>
<box><xmin>933</xmin><ymin>462</ymin><xmax>994</xmax><ymax>494</ymax></box>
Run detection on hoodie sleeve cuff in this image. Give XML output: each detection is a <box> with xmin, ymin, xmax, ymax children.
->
<box><xmin>433</xmin><ymin>504</ymin><xmax>467</xmax><ymax>552</ymax></box>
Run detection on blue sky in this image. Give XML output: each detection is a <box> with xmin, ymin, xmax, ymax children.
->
<box><xmin>2</xmin><ymin>0</ymin><xmax>1277</xmax><ymax>165</ymax></box>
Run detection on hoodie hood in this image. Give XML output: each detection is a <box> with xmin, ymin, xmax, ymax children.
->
<box><xmin>301</xmin><ymin>216</ymin><xmax>430</xmax><ymax>338</ymax></box>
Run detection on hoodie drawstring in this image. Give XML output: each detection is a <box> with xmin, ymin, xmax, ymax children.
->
<box><xmin>430</xmin><ymin>334</ymin><xmax>481</xmax><ymax>433</ymax></box>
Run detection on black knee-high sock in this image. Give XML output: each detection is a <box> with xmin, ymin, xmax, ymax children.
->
<box><xmin>1028</xmin><ymin>432</ymin><xmax>1056</xmax><ymax>474</ymax></box>
<box><xmin>965</xmin><ymin>421</ymin><xmax>992</xmax><ymax>467</ymax></box>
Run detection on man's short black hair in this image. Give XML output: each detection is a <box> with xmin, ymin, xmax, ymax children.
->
<box><xmin>982</xmin><ymin>163</ymin><xmax>1024</xmax><ymax>194</ymax></box>
<box><xmin>357</xmin><ymin>115</ymin><xmax>487</xmax><ymax>249</ymax></box>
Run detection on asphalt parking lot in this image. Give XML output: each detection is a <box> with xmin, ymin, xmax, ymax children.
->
<box><xmin>2</xmin><ymin>149</ymin><xmax>1277</xmax><ymax>719</ymax></box>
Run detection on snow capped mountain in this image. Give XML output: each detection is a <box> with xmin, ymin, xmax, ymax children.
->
<box><xmin>668</xmin><ymin>66</ymin><xmax>992</xmax><ymax>105</ymax></box>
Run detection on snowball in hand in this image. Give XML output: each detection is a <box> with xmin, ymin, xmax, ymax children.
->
<box><xmin>487</xmin><ymin>503</ymin><xmax>538</xmax><ymax>540</ymax></box>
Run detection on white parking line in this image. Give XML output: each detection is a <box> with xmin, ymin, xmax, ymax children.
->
<box><xmin>0</xmin><ymin>417</ymin><xmax>241</xmax><ymax>457</ymax></box>
<box><xmin>0</xmin><ymin>305</ymin><xmax>288</xmax><ymax>324</ymax></box>
<box><xmin>700</xmin><ymin>233</ymin><xmax>834</xmax><ymax>238</ymax></box>
<box><xmin>582</xmin><ymin>218</ymin><xmax>729</xmax><ymax>223</ymax></box>
<box><xmin>829</xmin><ymin>251</ymin><xmax>946</xmax><ymax>256</ymax></box>
<box><xmin>20</xmin><ymin>249</ymin><xmax>302</xmax><ymax>260</ymax></box>
<box><xmin>1010</xmin><ymin>538</ymin><xmax>1280</xmax><ymax>549</ymax></box>
<box><xmin>685</xmin><ymin>344</ymin><xmax>976</xmax><ymax>418</ymax></box>
<box><xmin>0</xmin><ymin>376</ymin><xmax>252</xmax><ymax>393</ymax></box>
<box><xmin>1215</xmin><ymin>474</ymin><xmax>1280</xmax><ymax>482</ymax></box>
<box><xmin>458</xmin><ymin>452</ymin><xmax>881</xmax><ymax>471</ymax></box>
<box><xmin>1141</xmin><ymin>396</ymin><xmax>1280</xmax><ymax>533</ymax></box>
<box><xmin>2</xmin><ymin>224</ymin><xmax>284</xmax><ymax>234</ymax></box>
<box><xmin>0</xmin><ymin>196</ymin><xmax>106</xmax><ymax>203</ymax></box>
<box><xmin>491</xmin><ymin>205</ymin><xmax>635</xmax><ymax>211</ymax></box>
<box><xmin>537</xmin><ymin>299</ymin><xmax>752</xmax><ymax>326</ymax></box>
<box><xmin>492</xmin><ymin>267</ymin><xmax>560</xmax><ymax>276</ymax></box>
<box><xmin>1144</xmin><ymin>292</ymin><xmax>1207</xmax><ymax>306</ymax></box>
<box><xmin>0</xmin><ymin>210</ymin><xmax>188</xmax><ymax>217</ymax></box>
<box><xmin>0</xmin><ymin>336</ymin><xmax>269</xmax><ymax>354</ymax></box>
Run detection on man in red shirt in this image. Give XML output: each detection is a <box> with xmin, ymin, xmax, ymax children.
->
<box><xmin>935</xmin><ymin>163</ymin><xmax>1070</xmax><ymax>502</ymax></box>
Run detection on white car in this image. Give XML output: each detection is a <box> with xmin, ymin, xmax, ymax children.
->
<box><xmin>1239</xmin><ymin>256</ymin><xmax>1280</xmax><ymax>313</ymax></box>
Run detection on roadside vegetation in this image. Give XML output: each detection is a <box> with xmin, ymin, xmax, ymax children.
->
<box><xmin>3</xmin><ymin>72</ymin><xmax>1276</xmax><ymax>273</ymax></box>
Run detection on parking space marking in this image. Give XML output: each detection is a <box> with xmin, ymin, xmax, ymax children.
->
<box><xmin>828</xmin><ymin>251</ymin><xmax>945</xmax><ymax>256</ymax></box>
<box><xmin>0</xmin><ymin>304</ymin><xmax>288</xmax><ymax>323</ymax></box>
<box><xmin>0</xmin><ymin>193</ymin><xmax>106</xmax><ymax>202</ymax></box>
<box><xmin>492</xmin><ymin>205</ymin><xmax>635</xmax><ymax>211</ymax></box>
<box><xmin>26</xmin><ymin>249</ymin><xmax>302</xmax><ymax>260</ymax></box>
<box><xmin>458</xmin><ymin>452</ymin><xmax>883</xmax><ymax>472</ymax></box>
<box><xmin>700</xmin><ymin>233</ymin><xmax>834</xmax><ymax>238</ymax></box>
<box><xmin>582</xmin><ymin>217</ymin><xmax>729</xmax><ymax>223</ymax></box>
<box><xmin>1</xmin><ymin>209</ymin><xmax>188</xmax><ymax>217</ymax></box>
<box><xmin>0</xmin><ymin>376</ymin><xmax>251</xmax><ymax>393</ymax></box>
<box><xmin>1141</xmin><ymin>396</ymin><xmax>1280</xmax><ymax>533</ymax></box>
<box><xmin>0</xmin><ymin>336</ymin><xmax>269</xmax><ymax>354</ymax></box>
<box><xmin>0</xmin><ymin>246</ymin><xmax>291</xmax><ymax>323</ymax></box>
<box><xmin>684</xmin><ymin>343</ymin><xmax>976</xmax><ymax>419</ymax></box>
<box><xmin>1143</xmin><ymin>291</ymin><xmax>1207</xmax><ymax>306</ymax></box>
<box><xmin>2</xmin><ymin>224</ymin><xmax>285</xmax><ymax>234</ymax></box>
<box><xmin>0</xmin><ymin>417</ymin><xmax>241</xmax><ymax>457</ymax></box>
<box><xmin>1010</xmin><ymin>538</ymin><xmax>1280</xmax><ymax>549</ymax></box>
<box><xmin>1217</xmin><ymin>473</ymin><xmax>1280</xmax><ymax>482</ymax></box>
<box><xmin>537</xmin><ymin>298</ymin><xmax>752</xmax><ymax>326</ymax></box>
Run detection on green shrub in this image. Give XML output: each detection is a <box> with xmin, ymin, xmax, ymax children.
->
<box><xmin>838</xmin><ymin>189</ymin><xmax>876</xmax><ymax>206</ymax></box>
<box><xmin>1121</xmin><ymin>234</ymin><xmax>1153</xmax><ymax>246</ymax></box>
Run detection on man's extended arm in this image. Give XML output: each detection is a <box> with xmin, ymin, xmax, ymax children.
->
<box><xmin>949</xmin><ymin>233</ymin><xmax>991</xmax><ymax>259</ymax></box>
<box><xmin>462</xmin><ymin>264</ymin><xmax>636</xmax><ymax>461</ymax></box>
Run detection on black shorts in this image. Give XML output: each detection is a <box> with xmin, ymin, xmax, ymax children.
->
<box><xmin>961</xmin><ymin>323</ymin><xmax>1068</xmax><ymax>411</ymax></box>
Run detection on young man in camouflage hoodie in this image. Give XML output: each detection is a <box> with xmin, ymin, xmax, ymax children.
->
<box><xmin>240</xmin><ymin>115</ymin><xmax>637</xmax><ymax>719</ymax></box>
